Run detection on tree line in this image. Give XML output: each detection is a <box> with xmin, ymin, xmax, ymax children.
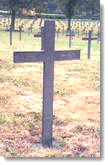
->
<box><xmin>0</xmin><ymin>0</ymin><xmax>100</xmax><ymax>31</ymax></box>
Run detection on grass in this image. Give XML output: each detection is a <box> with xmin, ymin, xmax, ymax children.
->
<box><xmin>0</xmin><ymin>114</ymin><xmax>6</xmax><ymax>125</ymax></box>
<box><xmin>0</xmin><ymin>28</ymin><xmax>100</xmax><ymax>158</ymax></box>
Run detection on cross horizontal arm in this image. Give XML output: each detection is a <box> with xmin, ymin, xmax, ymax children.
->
<box><xmin>14</xmin><ymin>51</ymin><xmax>45</xmax><ymax>63</ymax></box>
<box><xmin>82</xmin><ymin>38</ymin><xmax>89</xmax><ymax>40</ymax></box>
<box><xmin>54</xmin><ymin>50</ymin><xmax>80</xmax><ymax>61</ymax></box>
<box><xmin>90</xmin><ymin>38</ymin><xmax>98</xmax><ymax>40</ymax></box>
<box><xmin>34</xmin><ymin>34</ymin><xmax>41</xmax><ymax>38</ymax></box>
<box><xmin>14</xmin><ymin>50</ymin><xmax>80</xmax><ymax>63</ymax></box>
<box><xmin>82</xmin><ymin>38</ymin><xmax>97</xmax><ymax>41</ymax></box>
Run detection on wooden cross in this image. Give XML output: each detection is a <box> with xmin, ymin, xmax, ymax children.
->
<box><xmin>13</xmin><ymin>20</ymin><xmax>80</xmax><ymax>148</ymax></box>
<box><xmin>77</xmin><ymin>29</ymin><xmax>80</xmax><ymax>37</ymax></box>
<box><xmin>97</xmin><ymin>28</ymin><xmax>100</xmax><ymax>43</ymax></box>
<box><xmin>56</xmin><ymin>28</ymin><xmax>60</xmax><ymax>39</ymax></box>
<box><xmin>10</xmin><ymin>25</ymin><xmax>12</xmax><ymax>45</ymax></box>
<box><xmin>85</xmin><ymin>30</ymin><xmax>88</xmax><ymax>37</ymax></box>
<box><xmin>62</xmin><ymin>26</ymin><xmax>65</xmax><ymax>36</ymax></box>
<box><xmin>3</xmin><ymin>18</ymin><xmax>6</xmax><ymax>27</ymax></box>
<box><xmin>66</xmin><ymin>29</ymin><xmax>75</xmax><ymax>48</ymax></box>
<box><xmin>82</xmin><ymin>30</ymin><xmax>97</xmax><ymax>59</ymax></box>
<box><xmin>19</xmin><ymin>26</ymin><xmax>22</xmax><ymax>41</ymax></box>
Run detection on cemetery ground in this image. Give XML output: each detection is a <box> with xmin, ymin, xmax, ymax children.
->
<box><xmin>0</xmin><ymin>31</ymin><xmax>100</xmax><ymax>158</ymax></box>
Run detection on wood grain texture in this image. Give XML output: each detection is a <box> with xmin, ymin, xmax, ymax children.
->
<box><xmin>42</xmin><ymin>20</ymin><xmax>55</xmax><ymax>147</ymax></box>
<box><xmin>14</xmin><ymin>51</ymin><xmax>45</xmax><ymax>63</ymax></box>
<box><xmin>54</xmin><ymin>50</ymin><xmax>80</xmax><ymax>61</ymax></box>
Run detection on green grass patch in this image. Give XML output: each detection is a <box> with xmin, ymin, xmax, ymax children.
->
<box><xmin>0</xmin><ymin>113</ymin><xmax>7</xmax><ymax>124</ymax></box>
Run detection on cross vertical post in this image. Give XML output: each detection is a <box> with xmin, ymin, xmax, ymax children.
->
<box><xmin>42</xmin><ymin>21</ymin><xmax>55</xmax><ymax>147</ymax></box>
<box><xmin>19</xmin><ymin>26</ymin><xmax>22</xmax><ymax>41</ymax></box>
<box><xmin>10</xmin><ymin>25</ymin><xmax>12</xmax><ymax>45</ymax></box>
<box><xmin>97</xmin><ymin>28</ymin><xmax>100</xmax><ymax>43</ymax></box>
<box><xmin>34</xmin><ymin>27</ymin><xmax>45</xmax><ymax>50</ymax></box>
<box><xmin>66</xmin><ymin>29</ymin><xmax>71</xmax><ymax>48</ymax></box>
<box><xmin>66</xmin><ymin>29</ymin><xmax>75</xmax><ymax>48</ymax></box>
<box><xmin>69</xmin><ymin>29</ymin><xmax>71</xmax><ymax>48</ymax></box>
<box><xmin>62</xmin><ymin>26</ymin><xmax>64</xmax><ymax>36</ymax></box>
<box><xmin>88</xmin><ymin>30</ymin><xmax>91</xmax><ymax>59</ymax></box>
<box><xmin>41</xmin><ymin>27</ymin><xmax>45</xmax><ymax>50</ymax></box>
<box><xmin>56</xmin><ymin>28</ymin><xmax>60</xmax><ymax>39</ymax></box>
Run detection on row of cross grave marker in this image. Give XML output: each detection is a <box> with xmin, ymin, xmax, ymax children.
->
<box><xmin>9</xmin><ymin>18</ymin><xmax>39</xmax><ymax>45</ymax></box>
<box><xmin>9</xmin><ymin>25</ymin><xmax>23</xmax><ymax>45</ymax></box>
<box><xmin>14</xmin><ymin>20</ymin><xmax>80</xmax><ymax>148</ymax></box>
<box><xmin>55</xmin><ymin>28</ymin><xmax>100</xmax><ymax>52</ymax></box>
<box><xmin>9</xmin><ymin>21</ymin><xmax>99</xmax><ymax>59</ymax></box>
<box><xmin>28</xmin><ymin>18</ymin><xmax>39</xmax><ymax>35</ymax></box>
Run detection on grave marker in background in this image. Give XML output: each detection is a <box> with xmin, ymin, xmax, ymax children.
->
<box><xmin>66</xmin><ymin>29</ymin><xmax>75</xmax><ymax>48</ymax></box>
<box><xmin>34</xmin><ymin>27</ymin><xmax>45</xmax><ymax>50</ymax></box>
<box><xmin>56</xmin><ymin>28</ymin><xmax>60</xmax><ymax>39</ymax></box>
<box><xmin>14</xmin><ymin>20</ymin><xmax>80</xmax><ymax>147</ymax></box>
<box><xmin>3</xmin><ymin>18</ymin><xmax>6</xmax><ymax>27</ymax></box>
<box><xmin>82</xmin><ymin>30</ymin><xmax>97</xmax><ymax>59</ymax></box>
<box><xmin>19</xmin><ymin>25</ymin><xmax>22</xmax><ymax>41</ymax></box>
<box><xmin>10</xmin><ymin>25</ymin><xmax>12</xmax><ymax>45</ymax></box>
<box><xmin>97</xmin><ymin>28</ymin><xmax>100</xmax><ymax>43</ymax></box>
<box><xmin>28</xmin><ymin>26</ymin><xmax>33</xmax><ymax>35</ymax></box>
<box><xmin>62</xmin><ymin>26</ymin><xmax>65</xmax><ymax>36</ymax></box>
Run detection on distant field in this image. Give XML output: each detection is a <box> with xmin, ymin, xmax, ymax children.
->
<box><xmin>0</xmin><ymin>24</ymin><xmax>100</xmax><ymax>158</ymax></box>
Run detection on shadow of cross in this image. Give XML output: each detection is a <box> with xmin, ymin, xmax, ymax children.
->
<box><xmin>82</xmin><ymin>30</ymin><xmax>97</xmax><ymax>59</ymax></box>
<box><xmin>13</xmin><ymin>20</ymin><xmax>80</xmax><ymax>148</ymax></box>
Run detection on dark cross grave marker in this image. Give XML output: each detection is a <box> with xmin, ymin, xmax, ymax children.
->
<box><xmin>75</xmin><ymin>28</ymin><xmax>77</xmax><ymax>36</ymax></box>
<box><xmin>14</xmin><ymin>20</ymin><xmax>80</xmax><ymax>147</ymax></box>
<box><xmin>56</xmin><ymin>28</ymin><xmax>60</xmax><ymax>39</ymax></box>
<box><xmin>82</xmin><ymin>28</ymin><xmax>86</xmax><ymax>37</ymax></box>
<box><xmin>10</xmin><ymin>25</ymin><xmax>12</xmax><ymax>45</ymax></box>
<box><xmin>19</xmin><ymin>25</ymin><xmax>22</xmax><ymax>41</ymax></box>
<box><xmin>97</xmin><ymin>28</ymin><xmax>100</xmax><ymax>43</ymax></box>
<box><xmin>39</xmin><ymin>18</ymin><xmax>43</xmax><ymax>30</ymax></box>
<box><xmin>66</xmin><ymin>29</ymin><xmax>75</xmax><ymax>48</ymax></box>
<box><xmin>82</xmin><ymin>30</ymin><xmax>97</xmax><ymax>59</ymax></box>
<box><xmin>85</xmin><ymin>30</ymin><xmax>88</xmax><ymax>37</ymax></box>
<box><xmin>5</xmin><ymin>24</ymin><xmax>9</xmax><ymax>31</ymax></box>
<box><xmin>77</xmin><ymin>29</ymin><xmax>80</xmax><ymax>37</ymax></box>
<box><xmin>3</xmin><ymin>18</ymin><xmax>6</xmax><ymax>27</ymax></box>
<box><xmin>28</xmin><ymin>26</ymin><xmax>33</xmax><ymax>35</ymax></box>
<box><xmin>62</xmin><ymin>26</ymin><xmax>65</xmax><ymax>36</ymax></box>
<box><xmin>34</xmin><ymin>27</ymin><xmax>45</xmax><ymax>50</ymax></box>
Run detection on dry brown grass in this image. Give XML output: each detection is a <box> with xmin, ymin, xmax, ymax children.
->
<box><xmin>0</xmin><ymin>30</ymin><xmax>100</xmax><ymax>158</ymax></box>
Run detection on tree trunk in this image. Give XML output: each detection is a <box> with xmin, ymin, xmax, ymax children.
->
<box><xmin>11</xmin><ymin>8</ymin><xmax>15</xmax><ymax>31</ymax></box>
